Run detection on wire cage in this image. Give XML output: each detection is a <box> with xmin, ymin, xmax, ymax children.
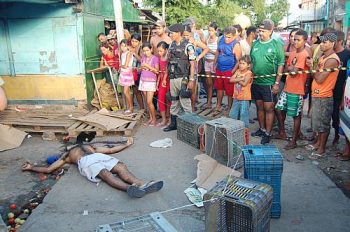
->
<box><xmin>204</xmin><ymin>176</ymin><xmax>273</xmax><ymax>232</ymax></box>
<box><xmin>177</xmin><ymin>113</ymin><xmax>207</xmax><ymax>149</ymax></box>
<box><xmin>205</xmin><ymin>117</ymin><xmax>245</xmax><ymax>168</ymax></box>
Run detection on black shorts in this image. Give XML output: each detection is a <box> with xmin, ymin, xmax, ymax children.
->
<box><xmin>251</xmin><ymin>84</ymin><xmax>278</xmax><ymax>103</ymax></box>
<box><xmin>332</xmin><ymin>98</ymin><xmax>341</xmax><ymax>129</ymax></box>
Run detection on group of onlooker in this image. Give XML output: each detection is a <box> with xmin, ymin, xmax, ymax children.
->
<box><xmin>95</xmin><ymin>17</ymin><xmax>350</xmax><ymax>161</ymax></box>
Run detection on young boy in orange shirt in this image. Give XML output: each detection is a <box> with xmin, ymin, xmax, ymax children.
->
<box><xmin>229</xmin><ymin>55</ymin><xmax>253</xmax><ymax>144</ymax></box>
<box><xmin>275</xmin><ymin>30</ymin><xmax>310</xmax><ymax>150</ymax></box>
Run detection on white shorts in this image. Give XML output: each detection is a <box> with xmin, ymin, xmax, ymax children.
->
<box><xmin>78</xmin><ymin>153</ymin><xmax>119</xmax><ymax>183</ymax></box>
<box><xmin>138</xmin><ymin>80</ymin><xmax>157</xmax><ymax>92</ymax></box>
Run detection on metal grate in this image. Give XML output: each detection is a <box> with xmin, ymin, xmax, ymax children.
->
<box><xmin>96</xmin><ymin>212</ymin><xmax>177</xmax><ymax>232</ymax></box>
<box><xmin>204</xmin><ymin>176</ymin><xmax>273</xmax><ymax>232</ymax></box>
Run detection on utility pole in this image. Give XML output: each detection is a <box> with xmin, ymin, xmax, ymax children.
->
<box><xmin>112</xmin><ymin>0</ymin><xmax>124</xmax><ymax>44</ymax></box>
<box><xmin>162</xmin><ymin>0</ymin><xmax>166</xmax><ymax>21</ymax></box>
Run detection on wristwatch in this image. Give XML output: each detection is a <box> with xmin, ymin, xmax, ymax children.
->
<box><xmin>274</xmin><ymin>81</ymin><xmax>280</xmax><ymax>85</ymax></box>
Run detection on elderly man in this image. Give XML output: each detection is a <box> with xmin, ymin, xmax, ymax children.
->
<box><xmin>250</xmin><ymin>19</ymin><xmax>285</xmax><ymax>145</ymax></box>
<box><xmin>22</xmin><ymin>138</ymin><xmax>163</xmax><ymax>198</ymax></box>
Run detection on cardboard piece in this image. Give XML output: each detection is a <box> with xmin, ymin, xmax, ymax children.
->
<box><xmin>0</xmin><ymin>124</ymin><xmax>27</xmax><ymax>151</ymax></box>
<box><xmin>75</xmin><ymin>112</ymin><xmax>130</xmax><ymax>131</ymax></box>
<box><xmin>194</xmin><ymin>154</ymin><xmax>241</xmax><ymax>190</ymax></box>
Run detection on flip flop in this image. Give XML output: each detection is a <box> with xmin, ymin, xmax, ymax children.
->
<box><xmin>305</xmin><ymin>144</ymin><xmax>317</xmax><ymax>151</ymax></box>
<box><xmin>272</xmin><ymin>134</ymin><xmax>288</xmax><ymax>140</ymax></box>
<box><xmin>308</xmin><ymin>152</ymin><xmax>326</xmax><ymax>160</ymax></box>
<box><xmin>127</xmin><ymin>185</ymin><xmax>146</xmax><ymax>198</ymax></box>
<box><xmin>140</xmin><ymin>180</ymin><xmax>163</xmax><ymax>193</ymax></box>
<box><xmin>334</xmin><ymin>152</ymin><xmax>343</xmax><ymax>157</ymax></box>
<box><xmin>284</xmin><ymin>143</ymin><xmax>297</xmax><ymax>150</ymax></box>
<box><xmin>337</xmin><ymin>155</ymin><xmax>350</xmax><ymax>161</ymax></box>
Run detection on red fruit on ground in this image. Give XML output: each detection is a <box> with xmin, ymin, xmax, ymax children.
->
<box><xmin>8</xmin><ymin>218</ymin><xmax>15</xmax><ymax>224</ymax></box>
<box><xmin>9</xmin><ymin>204</ymin><xmax>17</xmax><ymax>210</ymax></box>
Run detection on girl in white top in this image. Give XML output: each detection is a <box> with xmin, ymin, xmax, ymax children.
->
<box><xmin>204</xmin><ymin>22</ymin><xmax>218</xmax><ymax>109</ymax></box>
<box><xmin>118</xmin><ymin>39</ymin><xmax>134</xmax><ymax>114</ymax></box>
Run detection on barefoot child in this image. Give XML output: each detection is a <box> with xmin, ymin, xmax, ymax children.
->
<box><xmin>139</xmin><ymin>42</ymin><xmax>159</xmax><ymax>126</ymax></box>
<box><xmin>118</xmin><ymin>39</ymin><xmax>134</xmax><ymax>114</ymax></box>
<box><xmin>275</xmin><ymin>29</ymin><xmax>310</xmax><ymax>150</ymax></box>
<box><xmin>157</xmin><ymin>41</ymin><xmax>170</xmax><ymax>126</ymax></box>
<box><xmin>229</xmin><ymin>55</ymin><xmax>253</xmax><ymax>144</ymax></box>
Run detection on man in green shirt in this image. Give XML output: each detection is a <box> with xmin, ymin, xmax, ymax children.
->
<box><xmin>250</xmin><ymin>19</ymin><xmax>285</xmax><ymax>144</ymax></box>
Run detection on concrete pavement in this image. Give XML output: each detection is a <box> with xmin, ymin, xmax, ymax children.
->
<box><xmin>18</xmin><ymin>125</ymin><xmax>350</xmax><ymax>232</ymax></box>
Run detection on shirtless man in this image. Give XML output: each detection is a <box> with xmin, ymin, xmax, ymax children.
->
<box><xmin>150</xmin><ymin>20</ymin><xmax>172</xmax><ymax>55</ymax></box>
<box><xmin>21</xmin><ymin>138</ymin><xmax>163</xmax><ymax>198</ymax></box>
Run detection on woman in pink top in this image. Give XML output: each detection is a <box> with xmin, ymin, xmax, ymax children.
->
<box><xmin>139</xmin><ymin>42</ymin><xmax>159</xmax><ymax>126</ymax></box>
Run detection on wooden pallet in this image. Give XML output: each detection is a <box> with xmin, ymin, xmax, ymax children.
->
<box><xmin>67</xmin><ymin>110</ymin><xmax>144</xmax><ymax>137</ymax></box>
<box><xmin>194</xmin><ymin>102</ymin><xmax>227</xmax><ymax>119</ymax></box>
<box><xmin>0</xmin><ymin>108</ymin><xmax>89</xmax><ymax>135</ymax></box>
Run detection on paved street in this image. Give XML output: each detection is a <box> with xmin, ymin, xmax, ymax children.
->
<box><xmin>11</xmin><ymin>121</ymin><xmax>350</xmax><ymax>232</ymax></box>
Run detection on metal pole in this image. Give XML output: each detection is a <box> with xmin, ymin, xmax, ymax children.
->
<box><xmin>112</xmin><ymin>0</ymin><xmax>125</xmax><ymax>44</ymax></box>
<box><xmin>162</xmin><ymin>0</ymin><xmax>166</xmax><ymax>21</ymax></box>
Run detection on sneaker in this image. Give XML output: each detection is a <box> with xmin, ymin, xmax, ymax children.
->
<box><xmin>261</xmin><ymin>133</ymin><xmax>271</xmax><ymax>145</ymax></box>
<box><xmin>251</xmin><ymin>128</ymin><xmax>266</xmax><ymax>137</ymax></box>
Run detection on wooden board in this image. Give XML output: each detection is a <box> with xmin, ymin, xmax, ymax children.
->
<box><xmin>194</xmin><ymin>103</ymin><xmax>227</xmax><ymax>119</ymax></box>
<box><xmin>0</xmin><ymin>107</ymin><xmax>89</xmax><ymax>135</ymax></box>
<box><xmin>67</xmin><ymin>110</ymin><xmax>144</xmax><ymax>137</ymax></box>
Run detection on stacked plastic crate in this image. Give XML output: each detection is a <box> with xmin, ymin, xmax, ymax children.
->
<box><xmin>242</xmin><ymin>145</ymin><xmax>283</xmax><ymax>218</ymax></box>
<box><xmin>205</xmin><ymin>117</ymin><xmax>245</xmax><ymax>168</ymax></box>
<box><xmin>204</xmin><ymin>176</ymin><xmax>273</xmax><ymax>232</ymax></box>
<box><xmin>177</xmin><ymin>113</ymin><xmax>207</xmax><ymax>149</ymax></box>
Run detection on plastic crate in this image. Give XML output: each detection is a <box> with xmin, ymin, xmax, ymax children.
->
<box><xmin>242</xmin><ymin>145</ymin><xmax>283</xmax><ymax>218</ymax></box>
<box><xmin>205</xmin><ymin>117</ymin><xmax>245</xmax><ymax>167</ymax></box>
<box><xmin>96</xmin><ymin>212</ymin><xmax>176</xmax><ymax>232</ymax></box>
<box><xmin>177</xmin><ymin>113</ymin><xmax>207</xmax><ymax>149</ymax></box>
<box><xmin>204</xmin><ymin>176</ymin><xmax>273</xmax><ymax>232</ymax></box>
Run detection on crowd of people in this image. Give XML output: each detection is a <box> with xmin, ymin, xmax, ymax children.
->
<box><xmin>95</xmin><ymin>18</ymin><xmax>350</xmax><ymax>161</ymax></box>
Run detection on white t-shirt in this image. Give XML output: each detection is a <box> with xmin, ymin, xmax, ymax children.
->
<box><xmin>240</xmin><ymin>39</ymin><xmax>251</xmax><ymax>57</ymax></box>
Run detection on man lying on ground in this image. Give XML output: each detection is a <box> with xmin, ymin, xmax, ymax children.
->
<box><xmin>21</xmin><ymin>137</ymin><xmax>163</xmax><ymax>198</ymax></box>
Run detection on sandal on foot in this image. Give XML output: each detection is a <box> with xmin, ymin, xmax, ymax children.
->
<box><xmin>337</xmin><ymin>155</ymin><xmax>350</xmax><ymax>161</ymax></box>
<box><xmin>334</xmin><ymin>152</ymin><xmax>343</xmax><ymax>157</ymax></box>
<box><xmin>140</xmin><ymin>180</ymin><xmax>163</xmax><ymax>193</ymax></box>
<box><xmin>305</xmin><ymin>144</ymin><xmax>317</xmax><ymax>151</ymax></box>
<box><xmin>272</xmin><ymin>134</ymin><xmax>288</xmax><ymax>140</ymax></box>
<box><xmin>308</xmin><ymin>152</ymin><xmax>326</xmax><ymax>160</ymax></box>
<box><xmin>124</xmin><ymin>110</ymin><xmax>133</xmax><ymax>115</ymax></box>
<box><xmin>284</xmin><ymin>143</ymin><xmax>297</xmax><ymax>150</ymax></box>
<box><xmin>127</xmin><ymin>185</ymin><xmax>146</xmax><ymax>198</ymax></box>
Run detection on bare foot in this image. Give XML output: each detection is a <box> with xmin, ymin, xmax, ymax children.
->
<box><xmin>126</xmin><ymin>137</ymin><xmax>134</xmax><ymax>146</ymax></box>
<box><xmin>157</xmin><ymin>121</ymin><xmax>167</xmax><ymax>127</ymax></box>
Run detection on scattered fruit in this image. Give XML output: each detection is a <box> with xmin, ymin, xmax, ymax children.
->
<box><xmin>8</xmin><ymin>218</ymin><xmax>15</xmax><ymax>225</ymax></box>
<box><xmin>9</xmin><ymin>204</ymin><xmax>17</xmax><ymax>210</ymax></box>
<box><xmin>14</xmin><ymin>218</ymin><xmax>21</xmax><ymax>224</ymax></box>
<box><xmin>23</xmin><ymin>209</ymin><xmax>30</xmax><ymax>214</ymax></box>
<box><xmin>8</xmin><ymin>212</ymin><xmax>14</xmax><ymax>219</ymax></box>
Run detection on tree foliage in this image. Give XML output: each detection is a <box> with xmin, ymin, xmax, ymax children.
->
<box><xmin>143</xmin><ymin>0</ymin><xmax>289</xmax><ymax>28</ymax></box>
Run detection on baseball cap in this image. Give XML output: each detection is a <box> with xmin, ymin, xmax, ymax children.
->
<box><xmin>319</xmin><ymin>33</ymin><xmax>337</xmax><ymax>42</ymax></box>
<box><xmin>168</xmin><ymin>23</ymin><xmax>184</xmax><ymax>33</ymax></box>
<box><xmin>259</xmin><ymin>19</ymin><xmax>274</xmax><ymax>30</ymax></box>
<box><xmin>155</xmin><ymin>20</ymin><xmax>166</xmax><ymax>27</ymax></box>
